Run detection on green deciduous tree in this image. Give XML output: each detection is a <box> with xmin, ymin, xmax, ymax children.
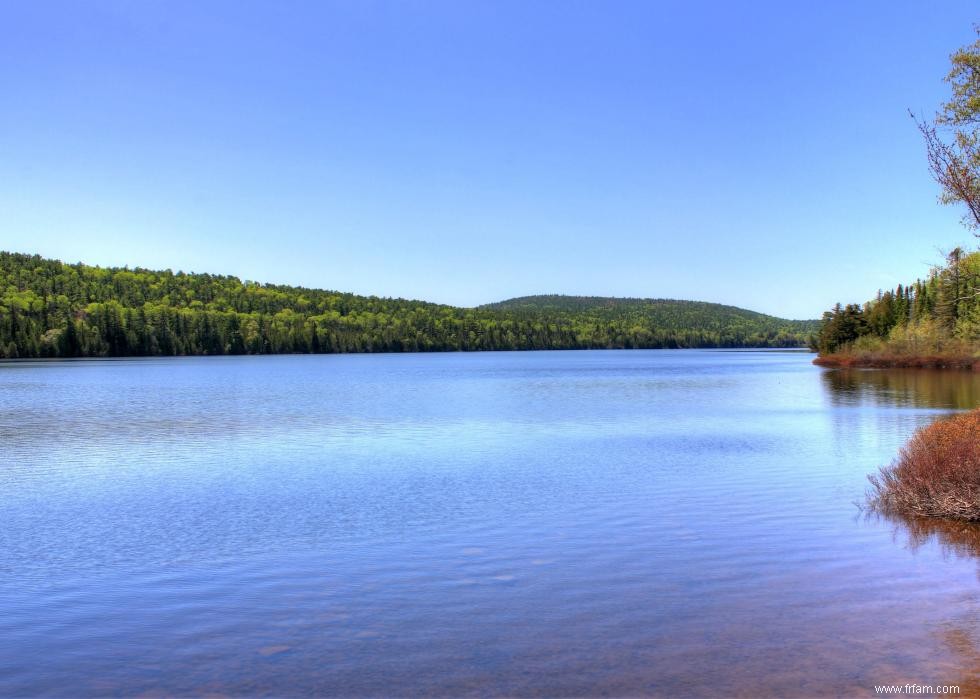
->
<box><xmin>916</xmin><ymin>26</ymin><xmax>980</xmax><ymax>233</ymax></box>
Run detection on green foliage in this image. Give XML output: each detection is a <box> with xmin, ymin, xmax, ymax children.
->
<box><xmin>814</xmin><ymin>250</ymin><xmax>980</xmax><ymax>356</ymax></box>
<box><xmin>0</xmin><ymin>252</ymin><xmax>816</xmax><ymax>358</ymax></box>
<box><xmin>813</xmin><ymin>303</ymin><xmax>870</xmax><ymax>354</ymax></box>
<box><xmin>917</xmin><ymin>27</ymin><xmax>980</xmax><ymax>231</ymax></box>
<box><xmin>484</xmin><ymin>295</ymin><xmax>812</xmax><ymax>348</ymax></box>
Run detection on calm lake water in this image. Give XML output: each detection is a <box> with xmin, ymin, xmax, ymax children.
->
<box><xmin>2</xmin><ymin>350</ymin><xmax>980</xmax><ymax>697</ymax></box>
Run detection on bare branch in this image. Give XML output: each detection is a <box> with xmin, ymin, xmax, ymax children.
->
<box><xmin>913</xmin><ymin>110</ymin><xmax>980</xmax><ymax>234</ymax></box>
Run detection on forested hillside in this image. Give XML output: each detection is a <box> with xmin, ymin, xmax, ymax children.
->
<box><xmin>483</xmin><ymin>295</ymin><xmax>811</xmax><ymax>344</ymax></box>
<box><xmin>0</xmin><ymin>252</ymin><xmax>815</xmax><ymax>358</ymax></box>
<box><xmin>484</xmin><ymin>296</ymin><xmax>813</xmax><ymax>337</ymax></box>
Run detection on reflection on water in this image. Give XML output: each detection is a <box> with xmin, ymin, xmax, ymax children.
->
<box><xmin>820</xmin><ymin>368</ymin><xmax>980</xmax><ymax>465</ymax></box>
<box><xmin>822</xmin><ymin>368</ymin><xmax>980</xmax><ymax>410</ymax></box>
<box><xmin>943</xmin><ymin>626</ymin><xmax>980</xmax><ymax>697</ymax></box>
<box><xmin>2</xmin><ymin>351</ymin><xmax>980</xmax><ymax>697</ymax></box>
<box><xmin>885</xmin><ymin>514</ymin><xmax>980</xmax><ymax>561</ymax></box>
<box><xmin>874</xmin><ymin>513</ymin><xmax>980</xmax><ymax>695</ymax></box>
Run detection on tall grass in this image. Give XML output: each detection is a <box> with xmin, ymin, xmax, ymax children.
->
<box><xmin>868</xmin><ymin>409</ymin><xmax>980</xmax><ymax>521</ymax></box>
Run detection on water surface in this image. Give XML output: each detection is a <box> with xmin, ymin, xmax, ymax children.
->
<box><xmin>1</xmin><ymin>351</ymin><xmax>979</xmax><ymax>697</ymax></box>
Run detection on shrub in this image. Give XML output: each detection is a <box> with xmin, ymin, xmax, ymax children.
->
<box><xmin>868</xmin><ymin>409</ymin><xmax>980</xmax><ymax>520</ymax></box>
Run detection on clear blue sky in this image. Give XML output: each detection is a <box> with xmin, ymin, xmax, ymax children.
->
<box><xmin>2</xmin><ymin>1</ymin><xmax>978</xmax><ymax>319</ymax></box>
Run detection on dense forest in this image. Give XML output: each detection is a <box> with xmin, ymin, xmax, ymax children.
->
<box><xmin>813</xmin><ymin>248</ymin><xmax>980</xmax><ymax>361</ymax></box>
<box><xmin>484</xmin><ymin>295</ymin><xmax>811</xmax><ymax>344</ymax></box>
<box><xmin>0</xmin><ymin>252</ymin><xmax>815</xmax><ymax>358</ymax></box>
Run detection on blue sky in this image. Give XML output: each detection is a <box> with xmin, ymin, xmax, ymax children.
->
<box><xmin>1</xmin><ymin>1</ymin><xmax>978</xmax><ymax>319</ymax></box>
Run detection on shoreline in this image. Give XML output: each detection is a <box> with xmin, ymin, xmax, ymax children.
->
<box><xmin>813</xmin><ymin>353</ymin><xmax>980</xmax><ymax>371</ymax></box>
<box><xmin>0</xmin><ymin>346</ymin><xmax>813</xmax><ymax>361</ymax></box>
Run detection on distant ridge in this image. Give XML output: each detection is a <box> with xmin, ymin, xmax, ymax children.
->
<box><xmin>0</xmin><ymin>252</ymin><xmax>817</xmax><ymax>358</ymax></box>
<box><xmin>484</xmin><ymin>294</ymin><xmax>797</xmax><ymax>319</ymax></box>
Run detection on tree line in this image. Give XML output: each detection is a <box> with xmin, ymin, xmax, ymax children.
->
<box><xmin>0</xmin><ymin>252</ymin><xmax>815</xmax><ymax>358</ymax></box>
<box><xmin>813</xmin><ymin>248</ymin><xmax>980</xmax><ymax>355</ymax></box>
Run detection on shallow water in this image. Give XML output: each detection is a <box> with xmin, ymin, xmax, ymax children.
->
<box><xmin>1</xmin><ymin>350</ymin><xmax>979</xmax><ymax>697</ymax></box>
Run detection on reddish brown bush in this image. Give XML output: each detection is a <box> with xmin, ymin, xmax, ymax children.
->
<box><xmin>868</xmin><ymin>409</ymin><xmax>980</xmax><ymax>520</ymax></box>
<box><xmin>814</xmin><ymin>353</ymin><xmax>980</xmax><ymax>370</ymax></box>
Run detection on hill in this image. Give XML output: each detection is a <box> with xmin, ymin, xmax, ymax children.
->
<box><xmin>0</xmin><ymin>252</ymin><xmax>816</xmax><ymax>358</ymax></box>
<box><xmin>486</xmin><ymin>294</ymin><xmax>804</xmax><ymax>323</ymax></box>
<box><xmin>485</xmin><ymin>294</ymin><xmax>814</xmax><ymax>342</ymax></box>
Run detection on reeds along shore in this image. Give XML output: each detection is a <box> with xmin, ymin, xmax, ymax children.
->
<box><xmin>867</xmin><ymin>409</ymin><xmax>980</xmax><ymax>521</ymax></box>
<box><xmin>814</xmin><ymin>353</ymin><xmax>980</xmax><ymax>370</ymax></box>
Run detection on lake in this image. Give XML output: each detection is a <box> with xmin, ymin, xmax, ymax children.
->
<box><xmin>1</xmin><ymin>350</ymin><xmax>979</xmax><ymax>697</ymax></box>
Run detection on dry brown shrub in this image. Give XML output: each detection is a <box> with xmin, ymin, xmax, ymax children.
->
<box><xmin>868</xmin><ymin>409</ymin><xmax>980</xmax><ymax>521</ymax></box>
<box><xmin>814</xmin><ymin>352</ymin><xmax>979</xmax><ymax>370</ymax></box>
